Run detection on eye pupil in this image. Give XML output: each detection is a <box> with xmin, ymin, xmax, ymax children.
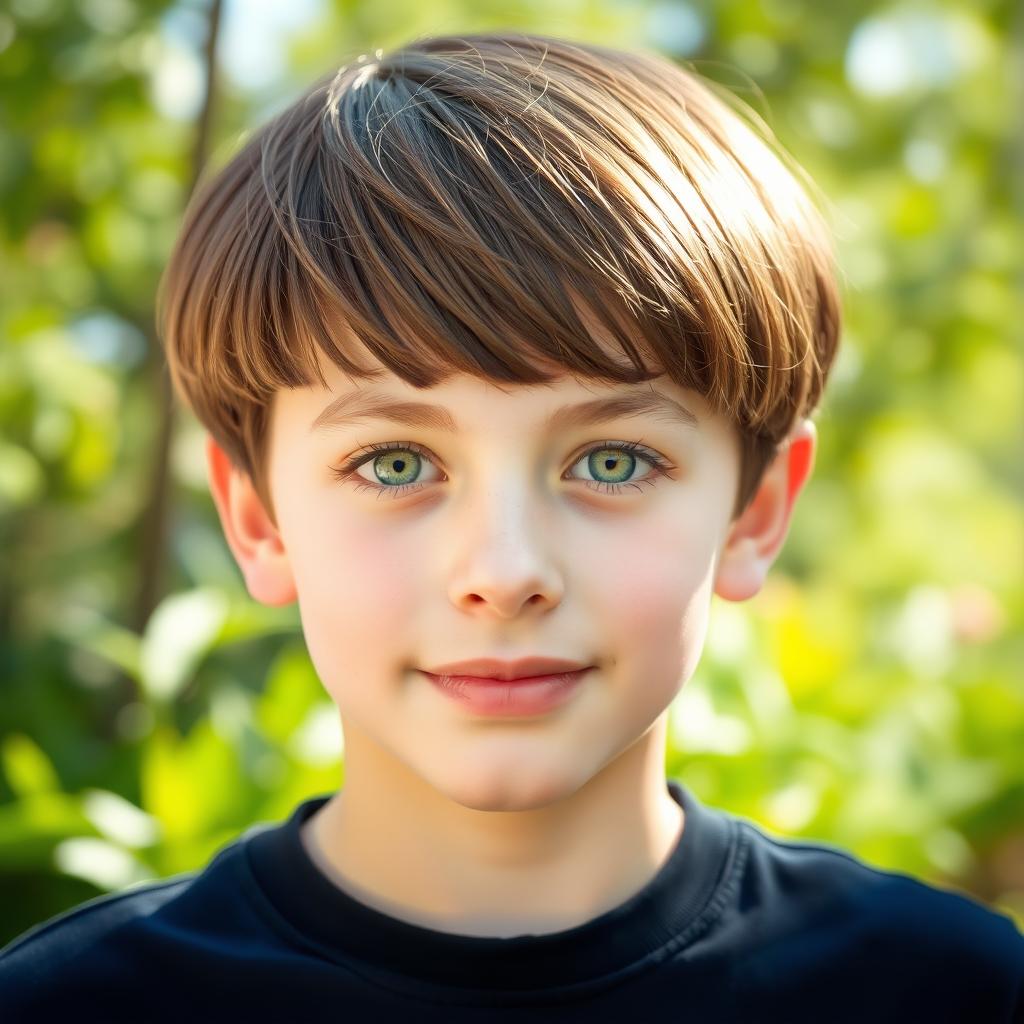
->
<box><xmin>589</xmin><ymin>447</ymin><xmax>636</xmax><ymax>484</ymax></box>
<box><xmin>371</xmin><ymin>450</ymin><xmax>420</xmax><ymax>486</ymax></box>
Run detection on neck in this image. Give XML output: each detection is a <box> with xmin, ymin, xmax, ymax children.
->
<box><xmin>300</xmin><ymin>715</ymin><xmax>684</xmax><ymax>938</ymax></box>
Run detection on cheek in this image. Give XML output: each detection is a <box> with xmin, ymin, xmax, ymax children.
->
<box><xmin>278</xmin><ymin>506</ymin><xmax>422</xmax><ymax>688</ymax></box>
<box><xmin>283</xmin><ymin>494</ymin><xmax>419</xmax><ymax>606</ymax></box>
<box><xmin>590</xmin><ymin>512</ymin><xmax>718</xmax><ymax>690</ymax></box>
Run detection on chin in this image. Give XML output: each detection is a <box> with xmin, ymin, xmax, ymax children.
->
<box><xmin>431</xmin><ymin>767</ymin><xmax>581</xmax><ymax>813</ymax></box>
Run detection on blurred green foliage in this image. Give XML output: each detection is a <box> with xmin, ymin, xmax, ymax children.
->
<box><xmin>1</xmin><ymin>0</ymin><xmax>1022</xmax><ymax>947</ymax></box>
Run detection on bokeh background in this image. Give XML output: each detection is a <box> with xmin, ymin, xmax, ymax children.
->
<box><xmin>1</xmin><ymin>0</ymin><xmax>1022</xmax><ymax>947</ymax></box>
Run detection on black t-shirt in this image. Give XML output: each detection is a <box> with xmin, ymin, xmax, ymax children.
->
<box><xmin>2</xmin><ymin>778</ymin><xmax>1022</xmax><ymax>1022</ymax></box>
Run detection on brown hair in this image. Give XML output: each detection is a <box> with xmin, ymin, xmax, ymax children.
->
<box><xmin>157</xmin><ymin>31</ymin><xmax>842</xmax><ymax>525</ymax></box>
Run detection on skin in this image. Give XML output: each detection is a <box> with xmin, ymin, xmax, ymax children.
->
<box><xmin>206</xmin><ymin>335</ymin><xmax>816</xmax><ymax>939</ymax></box>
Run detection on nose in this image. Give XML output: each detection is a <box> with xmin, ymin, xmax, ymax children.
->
<box><xmin>445</xmin><ymin>479</ymin><xmax>565</xmax><ymax>618</ymax></box>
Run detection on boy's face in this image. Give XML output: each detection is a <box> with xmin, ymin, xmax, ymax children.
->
<box><xmin>208</xmin><ymin>337</ymin><xmax>814</xmax><ymax>813</ymax></box>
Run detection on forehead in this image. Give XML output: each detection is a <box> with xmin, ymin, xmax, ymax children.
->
<box><xmin>309</xmin><ymin>376</ymin><xmax>704</xmax><ymax>438</ymax></box>
<box><xmin>278</xmin><ymin>347</ymin><xmax>716</xmax><ymax>434</ymax></box>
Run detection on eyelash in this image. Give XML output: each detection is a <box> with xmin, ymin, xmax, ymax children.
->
<box><xmin>328</xmin><ymin>439</ymin><xmax>674</xmax><ymax>500</ymax></box>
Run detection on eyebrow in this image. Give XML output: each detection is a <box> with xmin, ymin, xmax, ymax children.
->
<box><xmin>309</xmin><ymin>386</ymin><xmax>699</xmax><ymax>436</ymax></box>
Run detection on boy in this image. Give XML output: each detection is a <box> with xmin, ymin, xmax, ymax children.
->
<box><xmin>2</xmin><ymin>30</ymin><xmax>1022</xmax><ymax>1022</ymax></box>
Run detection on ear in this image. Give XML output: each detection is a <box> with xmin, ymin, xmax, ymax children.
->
<box><xmin>205</xmin><ymin>434</ymin><xmax>297</xmax><ymax>606</ymax></box>
<box><xmin>713</xmin><ymin>419</ymin><xmax>817</xmax><ymax>603</ymax></box>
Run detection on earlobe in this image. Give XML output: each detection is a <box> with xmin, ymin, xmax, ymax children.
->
<box><xmin>204</xmin><ymin>435</ymin><xmax>298</xmax><ymax>607</ymax></box>
<box><xmin>713</xmin><ymin>420</ymin><xmax>817</xmax><ymax>603</ymax></box>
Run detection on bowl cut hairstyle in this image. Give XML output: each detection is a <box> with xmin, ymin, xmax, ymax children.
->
<box><xmin>157</xmin><ymin>31</ymin><xmax>842</xmax><ymax>524</ymax></box>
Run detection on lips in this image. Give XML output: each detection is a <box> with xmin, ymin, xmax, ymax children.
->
<box><xmin>420</xmin><ymin>656</ymin><xmax>591</xmax><ymax>681</ymax></box>
<box><xmin>423</xmin><ymin>666</ymin><xmax>591</xmax><ymax>716</ymax></box>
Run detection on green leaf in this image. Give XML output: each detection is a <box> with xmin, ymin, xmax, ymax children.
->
<box><xmin>1</xmin><ymin>734</ymin><xmax>60</xmax><ymax>797</ymax></box>
<box><xmin>139</xmin><ymin>587</ymin><xmax>229</xmax><ymax>701</ymax></box>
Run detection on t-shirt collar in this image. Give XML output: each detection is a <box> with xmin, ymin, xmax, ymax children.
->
<box><xmin>245</xmin><ymin>777</ymin><xmax>736</xmax><ymax>995</ymax></box>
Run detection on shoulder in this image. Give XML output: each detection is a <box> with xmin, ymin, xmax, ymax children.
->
<box><xmin>0</xmin><ymin>872</ymin><xmax>198</xmax><ymax>964</ymax></box>
<box><xmin>737</xmin><ymin>815</ymin><xmax>1019</xmax><ymax>937</ymax></box>
<box><xmin>0</xmin><ymin>834</ymin><xmax>259</xmax><ymax>1019</ymax></box>
<box><xmin>727</xmin><ymin>813</ymin><xmax>1024</xmax><ymax>1009</ymax></box>
<box><xmin>0</xmin><ymin>873</ymin><xmax>194</xmax><ymax>1017</ymax></box>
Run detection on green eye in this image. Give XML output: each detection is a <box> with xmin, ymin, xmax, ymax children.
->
<box><xmin>365</xmin><ymin>448</ymin><xmax>420</xmax><ymax>486</ymax></box>
<box><xmin>583</xmin><ymin>447</ymin><xmax>644</xmax><ymax>485</ymax></box>
<box><xmin>329</xmin><ymin>439</ymin><xmax>672</xmax><ymax>499</ymax></box>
